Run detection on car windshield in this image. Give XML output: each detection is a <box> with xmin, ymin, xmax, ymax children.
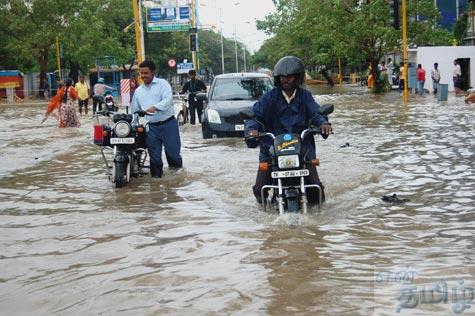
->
<box><xmin>211</xmin><ymin>77</ymin><xmax>273</xmax><ymax>101</ymax></box>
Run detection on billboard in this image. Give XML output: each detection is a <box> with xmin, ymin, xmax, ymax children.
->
<box><xmin>146</xmin><ymin>6</ymin><xmax>191</xmax><ymax>33</ymax></box>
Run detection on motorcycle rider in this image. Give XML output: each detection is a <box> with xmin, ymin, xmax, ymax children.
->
<box><xmin>245</xmin><ymin>56</ymin><xmax>332</xmax><ymax>204</ymax></box>
<box><xmin>180</xmin><ymin>69</ymin><xmax>207</xmax><ymax>125</ymax></box>
<box><xmin>92</xmin><ymin>78</ymin><xmax>114</xmax><ymax>114</ymax></box>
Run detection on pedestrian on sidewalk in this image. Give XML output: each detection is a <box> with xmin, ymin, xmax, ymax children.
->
<box><xmin>431</xmin><ymin>63</ymin><xmax>440</xmax><ymax>95</ymax></box>
<box><xmin>416</xmin><ymin>64</ymin><xmax>426</xmax><ymax>96</ymax></box>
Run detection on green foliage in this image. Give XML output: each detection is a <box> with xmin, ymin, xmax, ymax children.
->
<box><xmin>253</xmin><ymin>0</ymin><xmax>452</xmax><ymax>87</ymax></box>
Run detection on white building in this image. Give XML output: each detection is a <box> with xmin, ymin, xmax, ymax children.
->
<box><xmin>414</xmin><ymin>46</ymin><xmax>475</xmax><ymax>92</ymax></box>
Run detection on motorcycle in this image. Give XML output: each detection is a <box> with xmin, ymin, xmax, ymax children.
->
<box><xmin>104</xmin><ymin>91</ymin><xmax>118</xmax><ymax>112</ymax></box>
<box><xmin>176</xmin><ymin>94</ymin><xmax>189</xmax><ymax>126</ymax></box>
<box><xmin>242</xmin><ymin>104</ymin><xmax>334</xmax><ymax>214</ymax></box>
<box><xmin>93</xmin><ymin>110</ymin><xmax>149</xmax><ymax>188</ymax></box>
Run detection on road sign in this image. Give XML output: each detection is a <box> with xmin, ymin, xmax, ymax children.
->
<box><xmin>177</xmin><ymin>62</ymin><xmax>194</xmax><ymax>74</ymax></box>
<box><xmin>168</xmin><ymin>58</ymin><xmax>177</xmax><ymax>68</ymax></box>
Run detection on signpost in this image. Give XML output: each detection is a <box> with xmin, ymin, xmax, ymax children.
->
<box><xmin>177</xmin><ymin>62</ymin><xmax>194</xmax><ymax>74</ymax></box>
<box><xmin>146</xmin><ymin>5</ymin><xmax>190</xmax><ymax>33</ymax></box>
<box><xmin>168</xmin><ymin>58</ymin><xmax>177</xmax><ymax>68</ymax></box>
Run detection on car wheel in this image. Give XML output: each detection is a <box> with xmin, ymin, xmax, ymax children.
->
<box><xmin>202</xmin><ymin>123</ymin><xmax>213</xmax><ymax>139</ymax></box>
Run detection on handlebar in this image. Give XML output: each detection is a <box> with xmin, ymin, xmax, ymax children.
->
<box><xmin>246</xmin><ymin>129</ymin><xmax>322</xmax><ymax>141</ymax></box>
<box><xmin>134</xmin><ymin>110</ymin><xmax>154</xmax><ymax>117</ymax></box>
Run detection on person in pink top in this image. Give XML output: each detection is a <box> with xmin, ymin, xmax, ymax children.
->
<box><xmin>416</xmin><ymin>64</ymin><xmax>426</xmax><ymax>96</ymax></box>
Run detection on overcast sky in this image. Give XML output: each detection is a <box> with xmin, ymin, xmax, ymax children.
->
<box><xmin>196</xmin><ymin>0</ymin><xmax>276</xmax><ymax>52</ymax></box>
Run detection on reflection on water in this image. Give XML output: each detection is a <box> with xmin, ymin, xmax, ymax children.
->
<box><xmin>0</xmin><ymin>90</ymin><xmax>474</xmax><ymax>315</ymax></box>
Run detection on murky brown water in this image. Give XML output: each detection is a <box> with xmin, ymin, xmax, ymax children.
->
<box><xmin>0</xmin><ymin>89</ymin><xmax>474</xmax><ymax>315</ymax></box>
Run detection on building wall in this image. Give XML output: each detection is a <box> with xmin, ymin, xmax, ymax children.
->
<box><xmin>417</xmin><ymin>46</ymin><xmax>475</xmax><ymax>91</ymax></box>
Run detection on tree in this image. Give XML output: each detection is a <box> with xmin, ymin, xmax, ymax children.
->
<box><xmin>254</xmin><ymin>0</ymin><xmax>451</xmax><ymax>92</ymax></box>
<box><xmin>0</xmin><ymin>0</ymin><xmax>136</xmax><ymax>97</ymax></box>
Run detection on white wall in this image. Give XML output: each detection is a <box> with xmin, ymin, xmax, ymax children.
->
<box><xmin>416</xmin><ymin>46</ymin><xmax>475</xmax><ymax>92</ymax></box>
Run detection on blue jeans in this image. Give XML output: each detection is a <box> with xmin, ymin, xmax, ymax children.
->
<box><xmin>146</xmin><ymin>117</ymin><xmax>182</xmax><ymax>177</ymax></box>
<box><xmin>417</xmin><ymin>80</ymin><xmax>425</xmax><ymax>96</ymax></box>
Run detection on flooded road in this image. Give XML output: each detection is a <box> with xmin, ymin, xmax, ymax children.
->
<box><xmin>0</xmin><ymin>89</ymin><xmax>474</xmax><ymax>315</ymax></box>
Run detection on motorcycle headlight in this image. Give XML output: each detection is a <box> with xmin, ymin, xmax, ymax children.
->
<box><xmin>278</xmin><ymin>155</ymin><xmax>300</xmax><ymax>169</ymax></box>
<box><xmin>207</xmin><ymin>109</ymin><xmax>221</xmax><ymax>124</ymax></box>
<box><xmin>114</xmin><ymin>121</ymin><xmax>131</xmax><ymax>137</ymax></box>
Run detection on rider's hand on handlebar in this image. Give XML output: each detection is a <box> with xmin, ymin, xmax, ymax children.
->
<box><xmin>320</xmin><ymin>123</ymin><xmax>332</xmax><ymax>135</ymax></box>
<box><xmin>145</xmin><ymin>106</ymin><xmax>157</xmax><ymax>114</ymax></box>
<box><xmin>246</xmin><ymin>129</ymin><xmax>259</xmax><ymax>138</ymax></box>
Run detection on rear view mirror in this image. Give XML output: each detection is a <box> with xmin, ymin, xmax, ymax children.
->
<box><xmin>195</xmin><ymin>92</ymin><xmax>207</xmax><ymax>102</ymax></box>
<box><xmin>239</xmin><ymin>109</ymin><xmax>254</xmax><ymax>121</ymax></box>
<box><xmin>318</xmin><ymin>104</ymin><xmax>334</xmax><ymax>116</ymax></box>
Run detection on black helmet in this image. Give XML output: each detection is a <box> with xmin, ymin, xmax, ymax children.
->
<box><xmin>273</xmin><ymin>56</ymin><xmax>305</xmax><ymax>87</ymax></box>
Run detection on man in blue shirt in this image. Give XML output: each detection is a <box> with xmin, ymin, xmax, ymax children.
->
<box><xmin>245</xmin><ymin>56</ymin><xmax>332</xmax><ymax>204</ymax></box>
<box><xmin>131</xmin><ymin>60</ymin><xmax>182</xmax><ymax>178</ymax></box>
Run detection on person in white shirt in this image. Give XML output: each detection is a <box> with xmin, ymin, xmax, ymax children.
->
<box><xmin>431</xmin><ymin>63</ymin><xmax>441</xmax><ymax>95</ymax></box>
<box><xmin>453</xmin><ymin>59</ymin><xmax>462</xmax><ymax>96</ymax></box>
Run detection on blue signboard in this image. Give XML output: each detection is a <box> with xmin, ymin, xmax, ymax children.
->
<box><xmin>148</xmin><ymin>7</ymin><xmax>176</xmax><ymax>21</ymax></box>
<box><xmin>179</xmin><ymin>7</ymin><xmax>190</xmax><ymax>20</ymax></box>
<box><xmin>177</xmin><ymin>62</ymin><xmax>194</xmax><ymax>74</ymax></box>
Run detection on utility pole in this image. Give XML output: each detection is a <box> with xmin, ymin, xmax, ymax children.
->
<box><xmin>243</xmin><ymin>44</ymin><xmax>247</xmax><ymax>72</ymax></box>
<box><xmin>191</xmin><ymin>0</ymin><xmax>198</xmax><ymax>72</ymax></box>
<box><xmin>220</xmin><ymin>8</ymin><xmax>225</xmax><ymax>74</ymax></box>
<box><xmin>402</xmin><ymin>0</ymin><xmax>409</xmax><ymax>102</ymax></box>
<box><xmin>56</xmin><ymin>36</ymin><xmax>62</xmax><ymax>80</ymax></box>
<box><xmin>234</xmin><ymin>24</ymin><xmax>238</xmax><ymax>72</ymax></box>
<box><xmin>132</xmin><ymin>0</ymin><xmax>145</xmax><ymax>64</ymax></box>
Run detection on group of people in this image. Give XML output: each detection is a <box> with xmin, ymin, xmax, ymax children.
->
<box><xmin>132</xmin><ymin>57</ymin><xmax>331</xmax><ymax>205</ymax></box>
<box><xmin>42</xmin><ymin>76</ymin><xmax>132</xmax><ymax>127</ymax></box>
<box><xmin>43</xmin><ymin>57</ymin><xmax>330</xmax><ymax>206</ymax></box>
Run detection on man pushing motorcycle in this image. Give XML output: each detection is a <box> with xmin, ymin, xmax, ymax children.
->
<box><xmin>244</xmin><ymin>56</ymin><xmax>332</xmax><ymax>205</ymax></box>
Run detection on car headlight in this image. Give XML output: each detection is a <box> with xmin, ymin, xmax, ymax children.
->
<box><xmin>114</xmin><ymin>121</ymin><xmax>131</xmax><ymax>137</ymax></box>
<box><xmin>278</xmin><ymin>155</ymin><xmax>300</xmax><ymax>169</ymax></box>
<box><xmin>207</xmin><ymin>109</ymin><xmax>221</xmax><ymax>124</ymax></box>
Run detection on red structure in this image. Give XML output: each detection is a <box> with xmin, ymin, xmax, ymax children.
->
<box><xmin>0</xmin><ymin>70</ymin><xmax>24</xmax><ymax>99</ymax></box>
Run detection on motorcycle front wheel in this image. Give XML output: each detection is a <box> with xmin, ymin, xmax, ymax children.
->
<box><xmin>114</xmin><ymin>161</ymin><xmax>127</xmax><ymax>188</ymax></box>
<box><xmin>177</xmin><ymin>110</ymin><xmax>186</xmax><ymax>126</ymax></box>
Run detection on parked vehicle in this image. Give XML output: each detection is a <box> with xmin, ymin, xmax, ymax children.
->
<box><xmin>104</xmin><ymin>91</ymin><xmax>118</xmax><ymax>112</ymax></box>
<box><xmin>197</xmin><ymin>73</ymin><xmax>273</xmax><ymax>139</ymax></box>
<box><xmin>93</xmin><ymin>110</ymin><xmax>149</xmax><ymax>188</ymax></box>
<box><xmin>176</xmin><ymin>94</ymin><xmax>189</xmax><ymax>126</ymax></box>
<box><xmin>241</xmin><ymin>104</ymin><xmax>334</xmax><ymax>214</ymax></box>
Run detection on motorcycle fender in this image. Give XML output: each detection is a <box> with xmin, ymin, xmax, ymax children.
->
<box><xmin>114</xmin><ymin>153</ymin><xmax>129</xmax><ymax>164</ymax></box>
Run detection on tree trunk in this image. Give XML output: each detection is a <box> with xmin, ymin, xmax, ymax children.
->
<box><xmin>38</xmin><ymin>49</ymin><xmax>49</xmax><ymax>99</ymax></box>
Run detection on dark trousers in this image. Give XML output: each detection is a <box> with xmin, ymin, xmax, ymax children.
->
<box><xmin>253</xmin><ymin>165</ymin><xmax>325</xmax><ymax>204</ymax></box>
<box><xmin>92</xmin><ymin>95</ymin><xmax>103</xmax><ymax>114</ymax></box>
<box><xmin>399</xmin><ymin>79</ymin><xmax>405</xmax><ymax>91</ymax></box>
<box><xmin>189</xmin><ymin>101</ymin><xmax>203</xmax><ymax>125</ymax></box>
<box><xmin>78</xmin><ymin>98</ymin><xmax>89</xmax><ymax>114</ymax></box>
<box><xmin>146</xmin><ymin>117</ymin><xmax>183</xmax><ymax>177</ymax></box>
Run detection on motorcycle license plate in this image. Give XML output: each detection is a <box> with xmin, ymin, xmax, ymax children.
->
<box><xmin>271</xmin><ymin>169</ymin><xmax>309</xmax><ymax>179</ymax></box>
<box><xmin>235</xmin><ymin>124</ymin><xmax>244</xmax><ymax>131</ymax></box>
<box><xmin>110</xmin><ymin>137</ymin><xmax>135</xmax><ymax>144</ymax></box>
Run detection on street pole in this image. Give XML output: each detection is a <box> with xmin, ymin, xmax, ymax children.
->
<box><xmin>220</xmin><ymin>8</ymin><xmax>225</xmax><ymax>74</ymax></box>
<box><xmin>56</xmin><ymin>36</ymin><xmax>62</xmax><ymax>80</ymax></box>
<box><xmin>191</xmin><ymin>0</ymin><xmax>198</xmax><ymax>72</ymax></box>
<box><xmin>402</xmin><ymin>0</ymin><xmax>409</xmax><ymax>102</ymax></box>
<box><xmin>234</xmin><ymin>24</ymin><xmax>238</xmax><ymax>73</ymax></box>
<box><xmin>243</xmin><ymin>44</ymin><xmax>247</xmax><ymax>72</ymax></box>
<box><xmin>132</xmin><ymin>0</ymin><xmax>144</xmax><ymax>64</ymax></box>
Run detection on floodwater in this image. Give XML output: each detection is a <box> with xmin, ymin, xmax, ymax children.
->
<box><xmin>0</xmin><ymin>88</ymin><xmax>474</xmax><ymax>316</ymax></box>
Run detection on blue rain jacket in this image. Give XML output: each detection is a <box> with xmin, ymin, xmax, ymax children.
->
<box><xmin>244</xmin><ymin>87</ymin><xmax>329</xmax><ymax>162</ymax></box>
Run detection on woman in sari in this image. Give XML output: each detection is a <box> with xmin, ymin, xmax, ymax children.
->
<box><xmin>43</xmin><ymin>78</ymin><xmax>80</xmax><ymax>127</ymax></box>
